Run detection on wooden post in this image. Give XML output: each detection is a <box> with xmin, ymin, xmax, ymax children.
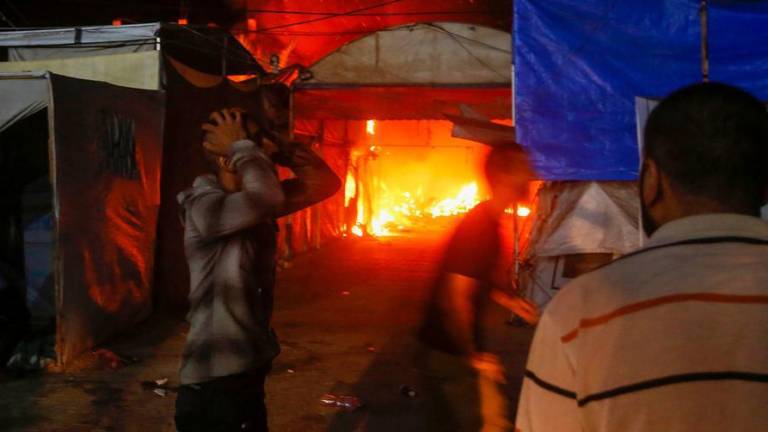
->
<box><xmin>700</xmin><ymin>0</ymin><xmax>709</xmax><ymax>82</ymax></box>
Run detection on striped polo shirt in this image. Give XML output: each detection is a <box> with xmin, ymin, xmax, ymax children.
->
<box><xmin>516</xmin><ymin>213</ymin><xmax>768</xmax><ymax>432</ymax></box>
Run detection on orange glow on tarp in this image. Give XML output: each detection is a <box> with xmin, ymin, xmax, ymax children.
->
<box><xmin>227</xmin><ymin>74</ymin><xmax>259</xmax><ymax>82</ymax></box>
<box><xmin>231</xmin><ymin>0</ymin><xmax>510</xmax><ymax>68</ymax></box>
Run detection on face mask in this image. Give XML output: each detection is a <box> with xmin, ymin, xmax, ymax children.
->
<box><xmin>639</xmin><ymin>164</ymin><xmax>659</xmax><ymax>237</ymax></box>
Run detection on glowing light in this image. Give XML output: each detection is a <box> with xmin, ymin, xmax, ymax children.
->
<box><xmin>366</xmin><ymin>120</ymin><xmax>376</xmax><ymax>135</ymax></box>
<box><xmin>112</xmin><ymin>18</ymin><xmax>122</xmax><ymax>26</ymax></box>
<box><xmin>247</xmin><ymin>18</ymin><xmax>258</xmax><ymax>31</ymax></box>
<box><xmin>506</xmin><ymin>205</ymin><xmax>533</xmax><ymax>217</ymax></box>
<box><xmin>344</xmin><ymin>170</ymin><xmax>357</xmax><ymax>207</ymax></box>
<box><xmin>227</xmin><ymin>74</ymin><xmax>257</xmax><ymax>82</ymax></box>
<box><xmin>351</xmin><ymin>225</ymin><xmax>364</xmax><ymax>237</ymax></box>
<box><xmin>178</xmin><ymin>17</ymin><xmax>188</xmax><ymax>25</ymax></box>
<box><xmin>429</xmin><ymin>182</ymin><xmax>481</xmax><ymax>217</ymax></box>
<box><xmin>371</xmin><ymin>209</ymin><xmax>394</xmax><ymax>236</ymax></box>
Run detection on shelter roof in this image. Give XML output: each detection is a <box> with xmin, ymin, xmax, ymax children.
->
<box><xmin>294</xmin><ymin>84</ymin><xmax>510</xmax><ymax>120</ymax></box>
<box><xmin>0</xmin><ymin>23</ymin><xmax>265</xmax><ymax>75</ymax></box>
<box><xmin>230</xmin><ymin>0</ymin><xmax>511</xmax><ymax>68</ymax></box>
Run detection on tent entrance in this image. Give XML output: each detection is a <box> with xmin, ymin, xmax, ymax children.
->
<box><xmin>0</xmin><ymin>108</ymin><xmax>56</xmax><ymax>368</ymax></box>
<box><xmin>0</xmin><ymin>109</ymin><xmax>53</xmax><ymax>322</ymax></box>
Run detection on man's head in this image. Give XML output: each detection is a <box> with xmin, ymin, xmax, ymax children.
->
<box><xmin>484</xmin><ymin>145</ymin><xmax>535</xmax><ymax>207</ymax></box>
<box><xmin>202</xmin><ymin>108</ymin><xmax>279</xmax><ymax>192</ymax></box>
<box><xmin>203</xmin><ymin>108</ymin><xmax>276</xmax><ymax>184</ymax></box>
<box><xmin>641</xmin><ymin>82</ymin><xmax>768</xmax><ymax>235</ymax></box>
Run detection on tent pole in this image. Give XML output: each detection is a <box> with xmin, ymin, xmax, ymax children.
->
<box><xmin>221</xmin><ymin>35</ymin><xmax>228</xmax><ymax>77</ymax></box>
<box><xmin>511</xmin><ymin>203</ymin><xmax>520</xmax><ymax>322</ymax></box>
<box><xmin>700</xmin><ymin>0</ymin><xmax>709</xmax><ymax>82</ymax></box>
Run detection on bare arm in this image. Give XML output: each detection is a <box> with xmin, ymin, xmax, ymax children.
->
<box><xmin>439</xmin><ymin>272</ymin><xmax>480</xmax><ymax>356</ymax></box>
<box><xmin>187</xmin><ymin>140</ymin><xmax>284</xmax><ymax>239</ymax></box>
<box><xmin>490</xmin><ymin>289</ymin><xmax>540</xmax><ymax>324</ymax></box>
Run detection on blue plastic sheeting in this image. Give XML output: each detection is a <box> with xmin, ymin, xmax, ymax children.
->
<box><xmin>515</xmin><ymin>0</ymin><xmax>768</xmax><ymax>180</ymax></box>
<box><xmin>709</xmin><ymin>1</ymin><xmax>768</xmax><ymax>99</ymax></box>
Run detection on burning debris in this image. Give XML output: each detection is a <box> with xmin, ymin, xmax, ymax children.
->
<box><xmin>342</xmin><ymin>120</ymin><xmax>535</xmax><ymax>238</ymax></box>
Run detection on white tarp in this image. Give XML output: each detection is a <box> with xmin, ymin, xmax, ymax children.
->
<box><xmin>532</xmin><ymin>182</ymin><xmax>640</xmax><ymax>257</ymax></box>
<box><xmin>9</xmin><ymin>43</ymin><xmax>156</xmax><ymax>62</ymax></box>
<box><xmin>0</xmin><ymin>50</ymin><xmax>161</xmax><ymax>90</ymax></box>
<box><xmin>0</xmin><ymin>23</ymin><xmax>160</xmax><ymax>47</ymax></box>
<box><xmin>308</xmin><ymin>22</ymin><xmax>511</xmax><ymax>84</ymax></box>
<box><xmin>0</xmin><ymin>72</ymin><xmax>49</xmax><ymax>134</ymax></box>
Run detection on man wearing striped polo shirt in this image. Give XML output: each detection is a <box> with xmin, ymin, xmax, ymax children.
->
<box><xmin>516</xmin><ymin>82</ymin><xmax>768</xmax><ymax>431</ymax></box>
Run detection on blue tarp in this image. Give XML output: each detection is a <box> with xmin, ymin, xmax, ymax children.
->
<box><xmin>515</xmin><ymin>0</ymin><xmax>768</xmax><ymax>180</ymax></box>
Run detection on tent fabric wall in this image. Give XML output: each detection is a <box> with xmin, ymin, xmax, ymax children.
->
<box><xmin>308</xmin><ymin>23</ymin><xmax>510</xmax><ymax>85</ymax></box>
<box><xmin>0</xmin><ymin>51</ymin><xmax>162</xmax><ymax>90</ymax></box>
<box><xmin>529</xmin><ymin>182</ymin><xmax>639</xmax><ymax>258</ymax></box>
<box><xmin>709</xmin><ymin>2</ymin><xmax>768</xmax><ymax>98</ymax></box>
<box><xmin>0</xmin><ymin>73</ymin><xmax>49</xmax><ymax>133</ymax></box>
<box><xmin>50</xmin><ymin>74</ymin><xmax>165</xmax><ymax>364</ymax></box>
<box><xmin>521</xmin><ymin>181</ymin><xmax>639</xmax><ymax>309</ymax></box>
<box><xmin>514</xmin><ymin>0</ymin><xmax>768</xmax><ymax>181</ymax></box>
<box><xmin>514</xmin><ymin>0</ymin><xmax>700</xmax><ymax>180</ymax></box>
<box><xmin>294</xmin><ymin>86</ymin><xmax>511</xmax><ymax>120</ymax></box>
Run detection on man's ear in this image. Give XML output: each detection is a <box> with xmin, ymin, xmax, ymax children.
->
<box><xmin>641</xmin><ymin>158</ymin><xmax>662</xmax><ymax>207</ymax></box>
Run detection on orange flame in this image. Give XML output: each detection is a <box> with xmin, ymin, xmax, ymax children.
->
<box><xmin>429</xmin><ymin>182</ymin><xmax>481</xmax><ymax>217</ymax></box>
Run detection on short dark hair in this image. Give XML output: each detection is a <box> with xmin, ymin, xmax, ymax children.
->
<box><xmin>644</xmin><ymin>82</ymin><xmax>768</xmax><ymax>211</ymax></box>
<box><xmin>484</xmin><ymin>145</ymin><xmax>533</xmax><ymax>189</ymax></box>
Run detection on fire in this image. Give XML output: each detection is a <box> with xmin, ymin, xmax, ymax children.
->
<box><xmin>429</xmin><ymin>182</ymin><xmax>481</xmax><ymax>217</ymax></box>
<box><xmin>342</xmin><ymin>120</ymin><xmax>535</xmax><ymax>238</ymax></box>
<box><xmin>344</xmin><ymin>170</ymin><xmax>356</xmax><ymax>207</ymax></box>
<box><xmin>346</xmin><ymin>179</ymin><xmax>532</xmax><ymax>237</ymax></box>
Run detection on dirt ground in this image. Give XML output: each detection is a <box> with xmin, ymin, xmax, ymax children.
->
<box><xmin>0</xmin><ymin>232</ymin><xmax>534</xmax><ymax>432</ymax></box>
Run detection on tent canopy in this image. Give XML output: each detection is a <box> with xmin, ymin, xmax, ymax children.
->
<box><xmin>306</xmin><ymin>23</ymin><xmax>510</xmax><ymax>85</ymax></box>
<box><xmin>293</xmin><ymin>22</ymin><xmax>511</xmax><ymax>120</ymax></box>
<box><xmin>515</xmin><ymin>0</ymin><xmax>768</xmax><ymax>180</ymax></box>
<box><xmin>0</xmin><ymin>22</ymin><xmax>264</xmax><ymax>76</ymax></box>
<box><xmin>231</xmin><ymin>0</ymin><xmax>511</xmax><ymax>68</ymax></box>
<box><xmin>0</xmin><ymin>72</ymin><xmax>49</xmax><ymax>133</ymax></box>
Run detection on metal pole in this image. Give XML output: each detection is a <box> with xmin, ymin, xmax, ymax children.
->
<box><xmin>700</xmin><ymin>0</ymin><xmax>709</xmax><ymax>82</ymax></box>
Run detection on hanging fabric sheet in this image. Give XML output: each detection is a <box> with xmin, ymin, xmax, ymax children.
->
<box><xmin>514</xmin><ymin>0</ymin><xmax>768</xmax><ymax>180</ymax></box>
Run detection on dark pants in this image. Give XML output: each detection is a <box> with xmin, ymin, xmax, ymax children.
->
<box><xmin>175</xmin><ymin>365</ymin><xmax>270</xmax><ymax>432</ymax></box>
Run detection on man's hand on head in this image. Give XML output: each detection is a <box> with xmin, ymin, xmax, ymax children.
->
<box><xmin>201</xmin><ymin>109</ymin><xmax>248</xmax><ymax>156</ymax></box>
